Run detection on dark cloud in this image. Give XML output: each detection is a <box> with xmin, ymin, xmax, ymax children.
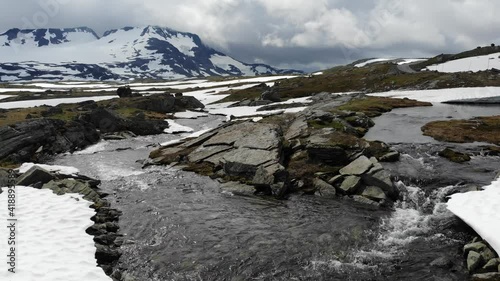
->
<box><xmin>0</xmin><ymin>0</ymin><xmax>499</xmax><ymax>72</ymax></box>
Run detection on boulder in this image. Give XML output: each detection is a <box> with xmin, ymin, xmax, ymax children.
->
<box><xmin>352</xmin><ymin>195</ymin><xmax>380</xmax><ymax>207</ymax></box>
<box><xmin>481</xmin><ymin>248</ymin><xmax>497</xmax><ymax>262</ymax></box>
<box><xmin>439</xmin><ymin>148</ymin><xmax>471</xmax><ymax>163</ymax></box>
<box><xmin>379</xmin><ymin>151</ymin><xmax>400</xmax><ymax>162</ymax></box>
<box><xmin>465</xmin><ymin>242</ymin><xmax>489</xmax><ymax>255</ymax></box>
<box><xmin>116</xmin><ymin>86</ymin><xmax>140</xmax><ymax>98</ymax></box>
<box><xmin>16</xmin><ymin>166</ymin><xmax>54</xmax><ymax>186</ymax></box>
<box><xmin>430</xmin><ymin>256</ymin><xmax>453</xmax><ymax>268</ymax></box>
<box><xmin>313</xmin><ymin>178</ymin><xmax>336</xmax><ymax>198</ymax></box>
<box><xmin>340</xmin><ymin>156</ymin><xmax>373</xmax><ymax>176</ymax></box>
<box><xmin>472</xmin><ymin>273</ymin><xmax>500</xmax><ymax>281</ymax></box>
<box><xmin>338</xmin><ymin>176</ymin><xmax>362</xmax><ymax>194</ymax></box>
<box><xmin>82</xmin><ymin>107</ymin><xmax>125</xmax><ymax>133</ymax></box>
<box><xmin>362</xmin><ymin>170</ymin><xmax>396</xmax><ymax>197</ymax></box>
<box><xmin>361</xmin><ymin>186</ymin><xmax>387</xmax><ymax>201</ymax></box>
<box><xmin>468</xmin><ymin>251</ymin><xmax>484</xmax><ymax>272</ymax></box>
<box><xmin>252</xmin><ymin>164</ymin><xmax>286</xmax><ymax>187</ymax></box>
<box><xmin>482</xmin><ymin>258</ymin><xmax>500</xmax><ymax>271</ymax></box>
<box><xmin>328</xmin><ymin>175</ymin><xmax>344</xmax><ymax>186</ymax></box>
<box><xmin>261</xmin><ymin>88</ymin><xmax>281</xmax><ymax>102</ymax></box>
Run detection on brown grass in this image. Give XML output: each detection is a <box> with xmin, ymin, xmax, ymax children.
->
<box><xmin>422</xmin><ymin>116</ymin><xmax>500</xmax><ymax>145</ymax></box>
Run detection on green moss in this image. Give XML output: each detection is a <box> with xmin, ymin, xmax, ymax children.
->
<box><xmin>438</xmin><ymin>148</ymin><xmax>471</xmax><ymax>163</ymax></box>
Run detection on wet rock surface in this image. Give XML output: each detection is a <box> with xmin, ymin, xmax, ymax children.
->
<box><xmin>150</xmin><ymin>94</ymin><xmax>404</xmax><ymax>205</ymax></box>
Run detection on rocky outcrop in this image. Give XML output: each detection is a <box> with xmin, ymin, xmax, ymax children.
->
<box><xmin>117</xmin><ymin>86</ymin><xmax>141</xmax><ymax>98</ymax></box>
<box><xmin>0</xmin><ymin>93</ymin><xmax>207</xmax><ymax>164</ymax></box>
<box><xmin>463</xmin><ymin>238</ymin><xmax>500</xmax><ymax>277</ymax></box>
<box><xmin>150</xmin><ymin>94</ymin><xmax>401</xmax><ymax>205</ymax></box>
<box><xmin>0</xmin><ymin>119</ymin><xmax>100</xmax><ymax>164</ymax></box>
<box><xmin>131</xmin><ymin>94</ymin><xmax>204</xmax><ymax>114</ymax></box>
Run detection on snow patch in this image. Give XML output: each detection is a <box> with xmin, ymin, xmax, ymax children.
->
<box><xmin>447</xmin><ymin>178</ymin><xmax>500</xmax><ymax>255</ymax></box>
<box><xmin>164</xmin><ymin>120</ymin><xmax>194</xmax><ymax>134</ymax></box>
<box><xmin>427</xmin><ymin>52</ymin><xmax>500</xmax><ymax>72</ymax></box>
<box><xmin>0</xmin><ymin>95</ymin><xmax>117</xmax><ymax>109</ymax></box>
<box><xmin>0</xmin><ymin>187</ymin><xmax>111</xmax><ymax>281</ymax></box>
<box><xmin>18</xmin><ymin>163</ymin><xmax>80</xmax><ymax>176</ymax></box>
<box><xmin>368</xmin><ymin>87</ymin><xmax>500</xmax><ymax>103</ymax></box>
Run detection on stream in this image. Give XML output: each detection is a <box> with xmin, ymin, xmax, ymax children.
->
<box><xmin>51</xmin><ymin>104</ymin><xmax>500</xmax><ymax>281</ymax></box>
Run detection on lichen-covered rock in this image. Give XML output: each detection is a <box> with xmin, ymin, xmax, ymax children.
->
<box><xmin>468</xmin><ymin>251</ymin><xmax>484</xmax><ymax>272</ymax></box>
<box><xmin>379</xmin><ymin>151</ymin><xmax>400</xmax><ymax>162</ymax></box>
<box><xmin>340</xmin><ymin>156</ymin><xmax>373</xmax><ymax>176</ymax></box>
<box><xmin>465</xmin><ymin>242</ymin><xmax>489</xmax><ymax>255</ymax></box>
<box><xmin>472</xmin><ymin>272</ymin><xmax>500</xmax><ymax>281</ymax></box>
<box><xmin>361</xmin><ymin>186</ymin><xmax>387</xmax><ymax>201</ymax></box>
<box><xmin>339</xmin><ymin>176</ymin><xmax>362</xmax><ymax>194</ymax></box>
<box><xmin>313</xmin><ymin>178</ymin><xmax>336</xmax><ymax>198</ymax></box>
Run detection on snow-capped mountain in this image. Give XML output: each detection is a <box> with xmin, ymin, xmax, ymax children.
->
<box><xmin>0</xmin><ymin>26</ymin><xmax>300</xmax><ymax>81</ymax></box>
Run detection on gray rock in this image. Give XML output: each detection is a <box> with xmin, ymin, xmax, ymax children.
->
<box><xmin>362</xmin><ymin>170</ymin><xmax>395</xmax><ymax>196</ymax></box>
<box><xmin>338</xmin><ymin>176</ymin><xmax>362</xmax><ymax>194</ymax></box>
<box><xmin>472</xmin><ymin>273</ymin><xmax>500</xmax><ymax>281</ymax></box>
<box><xmin>481</xmin><ymin>248</ymin><xmax>497</xmax><ymax>262</ymax></box>
<box><xmin>222</xmin><ymin>148</ymin><xmax>280</xmax><ymax>178</ymax></box>
<box><xmin>188</xmin><ymin>145</ymin><xmax>233</xmax><ymax>163</ymax></box>
<box><xmin>379</xmin><ymin>151</ymin><xmax>400</xmax><ymax>162</ymax></box>
<box><xmin>328</xmin><ymin>175</ymin><xmax>344</xmax><ymax>186</ymax></box>
<box><xmin>430</xmin><ymin>256</ymin><xmax>453</xmax><ymax>268</ymax></box>
<box><xmin>468</xmin><ymin>251</ymin><xmax>484</xmax><ymax>272</ymax></box>
<box><xmin>219</xmin><ymin>181</ymin><xmax>256</xmax><ymax>197</ymax></box>
<box><xmin>369</xmin><ymin>157</ymin><xmax>378</xmax><ymax>164</ymax></box>
<box><xmin>204</xmin><ymin>122</ymin><xmax>281</xmax><ymax>150</ymax></box>
<box><xmin>16</xmin><ymin>166</ymin><xmax>54</xmax><ymax>186</ymax></box>
<box><xmin>0</xmin><ymin>119</ymin><xmax>99</xmax><ymax>163</ymax></box>
<box><xmin>0</xmin><ymin>169</ymin><xmax>10</xmax><ymax>188</ymax></box>
<box><xmin>313</xmin><ymin>178</ymin><xmax>336</xmax><ymax>198</ymax></box>
<box><xmin>340</xmin><ymin>156</ymin><xmax>373</xmax><ymax>176</ymax></box>
<box><xmin>261</xmin><ymin>89</ymin><xmax>281</xmax><ymax>102</ymax></box>
<box><xmin>285</xmin><ymin>117</ymin><xmax>309</xmax><ymax>140</ymax></box>
<box><xmin>367</xmin><ymin>163</ymin><xmax>384</xmax><ymax>175</ymax></box>
<box><xmin>361</xmin><ymin>186</ymin><xmax>387</xmax><ymax>201</ymax></box>
<box><xmin>465</xmin><ymin>242</ymin><xmax>489</xmax><ymax>255</ymax></box>
<box><xmin>42</xmin><ymin>179</ymin><xmax>101</xmax><ymax>202</ymax></box>
<box><xmin>482</xmin><ymin>258</ymin><xmax>500</xmax><ymax>271</ymax></box>
<box><xmin>252</xmin><ymin>164</ymin><xmax>286</xmax><ymax>186</ymax></box>
<box><xmin>352</xmin><ymin>195</ymin><xmax>380</xmax><ymax>207</ymax></box>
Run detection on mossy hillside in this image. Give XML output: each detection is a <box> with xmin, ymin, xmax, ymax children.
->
<box><xmin>422</xmin><ymin>116</ymin><xmax>500</xmax><ymax>145</ymax></box>
<box><xmin>216</xmin><ymin>62</ymin><xmax>500</xmax><ymax>104</ymax></box>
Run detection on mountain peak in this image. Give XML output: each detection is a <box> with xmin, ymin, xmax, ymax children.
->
<box><xmin>0</xmin><ymin>27</ymin><xmax>99</xmax><ymax>47</ymax></box>
<box><xmin>0</xmin><ymin>25</ymin><xmax>302</xmax><ymax>81</ymax></box>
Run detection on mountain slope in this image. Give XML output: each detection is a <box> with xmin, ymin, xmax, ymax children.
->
<box><xmin>0</xmin><ymin>26</ymin><xmax>300</xmax><ymax>81</ymax></box>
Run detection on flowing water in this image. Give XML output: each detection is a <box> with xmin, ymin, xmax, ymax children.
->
<box><xmin>51</xmin><ymin>104</ymin><xmax>500</xmax><ymax>280</ymax></box>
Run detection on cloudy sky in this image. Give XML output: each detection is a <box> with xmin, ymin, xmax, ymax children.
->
<box><xmin>1</xmin><ymin>0</ymin><xmax>499</xmax><ymax>71</ymax></box>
